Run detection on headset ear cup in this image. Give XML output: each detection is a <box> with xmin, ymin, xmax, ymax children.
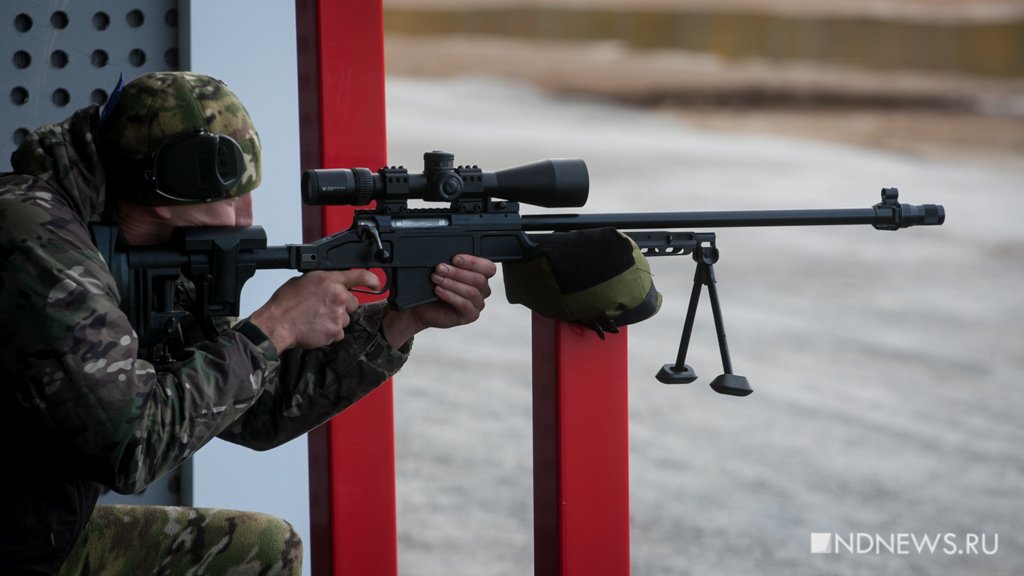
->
<box><xmin>152</xmin><ymin>132</ymin><xmax>245</xmax><ymax>202</ymax></box>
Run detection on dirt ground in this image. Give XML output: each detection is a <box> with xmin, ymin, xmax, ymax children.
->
<box><xmin>383</xmin><ymin>0</ymin><xmax>1024</xmax><ymax>167</ymax></box>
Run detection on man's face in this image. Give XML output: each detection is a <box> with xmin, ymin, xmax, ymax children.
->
<box><xmin>159</xmin><ymin>192</ymin><xmax>254</xmax><ymax>228</ymax></box>
<box><xmin>117</xmin><ymin>192</ymin><xmax>255</xmax><ymax>246</ymax></box>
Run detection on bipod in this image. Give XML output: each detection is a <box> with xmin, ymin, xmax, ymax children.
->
<box><xmin>656</xmin><ymin>242</ymin><xmax>752</xmax><ymax>396</ymax></box>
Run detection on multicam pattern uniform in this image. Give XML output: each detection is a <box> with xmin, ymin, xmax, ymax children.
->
<box><xmin>60</xmin><ymin>505</ymin><xmax>302</xmax><ymax>576</ymax></box>
<box><xmin>0</xmin><ymin>103</ymin><xmax>410</xmax><ymax>573</ymax></box>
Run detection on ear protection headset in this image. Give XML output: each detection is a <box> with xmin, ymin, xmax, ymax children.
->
<box><xmin>104</xmin><ymin>129</ymin><xmax>245</xmax><ymax>204</ymax></box>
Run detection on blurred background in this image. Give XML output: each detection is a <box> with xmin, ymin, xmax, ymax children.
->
<box><xmin>383</xmin><ymin>0</ymin><xmax>1024</xmax><ymax>164</ymax></box>
<box><xmin>380</xmin><ymin>1</ymin><xmax>1024</xmax><ymax>575</ymax></box>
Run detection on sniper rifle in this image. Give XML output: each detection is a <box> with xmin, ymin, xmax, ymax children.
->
<box><xmin>90</xmin><ymin>151</ymin><xmax>945</xmax><ymax>395</ymax></box>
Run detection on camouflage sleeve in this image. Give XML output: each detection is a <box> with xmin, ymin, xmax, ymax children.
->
<box><xmin>0</xmin><ymin>185</ymin><xmax>279</xmax><ymax>494</ymax></box>
<box><xmin>216</xmin><ymin>301</ymin><xmax>411</xmax><ymax>450</ymax></box>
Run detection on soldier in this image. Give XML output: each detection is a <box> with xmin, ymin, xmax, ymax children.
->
<box><xmin>0</xmin><ymin>71</ymin><xmax>496</xmax><ymax>575</ymax></box>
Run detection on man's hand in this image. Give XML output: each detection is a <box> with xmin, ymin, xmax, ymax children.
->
<box><xmin>249</xmin><ymin>269</ymin><xmax>381</xmax><ymax>351</ymax></box>
<box><xmin>382</xmin><ymin>255</ymin><xmax>497</xmax><ymax>348</ymax></box>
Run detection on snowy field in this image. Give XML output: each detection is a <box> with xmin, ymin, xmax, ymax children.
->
<box><xmin>385</xmin><ymin>75</ymin><xmax>1024</xmax><ymax>576</ymax></box>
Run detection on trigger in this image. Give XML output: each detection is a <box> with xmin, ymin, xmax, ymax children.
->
<box><xmin>352</xmin><ymin>269</ymin><xmax>390</xmax><ymax>298</ymax></box>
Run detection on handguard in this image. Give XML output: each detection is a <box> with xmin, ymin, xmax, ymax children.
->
<box><xmin>503</xmin><ymin>228</ymin><xmax>663</xmax><ymax>337</ymax></box>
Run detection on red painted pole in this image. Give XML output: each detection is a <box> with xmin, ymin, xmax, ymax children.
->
<box><xmin>295</xmin><ymin>3</ymin><xmax>632</xmax><ymax>573</ymax></box>
<box><xmin>533</xmin><ymin>315</ymin><xmax>632</xmax><ymax>576</ymax></box>
<box><xmin>295</xmin><ymin>1</ymin><xmax>395</xmax><ymax>575</ymax></box>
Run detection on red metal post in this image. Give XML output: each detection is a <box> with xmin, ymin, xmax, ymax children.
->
<box><xmin>295</xmin><ymin>3</ymin><xmax>632</xmax><ymax>573</ymax></box>
<box><xmin>533</xmin><ymin>315</ymin><xmax>632</xmax><ymax>576</ymax></box>
<box><xmin>295</xmin><ymin>1</ymin><xmax>395</xmax><ymax>575</ymax></box>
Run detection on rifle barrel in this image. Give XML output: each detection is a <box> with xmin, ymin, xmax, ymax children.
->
<box><xmin>522</xmin><ymin>203</ymin><xmax>944</xmax><ymax>231</ymax></box>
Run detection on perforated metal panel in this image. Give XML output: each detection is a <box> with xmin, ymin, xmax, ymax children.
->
<box><xmin>2</xmin><ymin>2</ymin><xmax>179</xmax><ymax>168</ymax></box>
<box><xmin>2</xmin><ymin>1</ymin><xmax>184</xmax><ymax>505</ymax></box>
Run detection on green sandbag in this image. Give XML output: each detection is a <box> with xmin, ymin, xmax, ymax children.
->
<box><xmin>503</xmin><ymin>227</ymin><xmax>662</xmax><ymax>335</ymax></box>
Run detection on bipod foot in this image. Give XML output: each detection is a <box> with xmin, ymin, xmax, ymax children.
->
<box><xmin>657</xmin><ymin>363</ymin><xmax>698</xmax><ymax>384</ymax></box>
<box><xmin>710</xmin><ymin>373</ymin><xmax>753</xmax><ymax>397</ymax></box>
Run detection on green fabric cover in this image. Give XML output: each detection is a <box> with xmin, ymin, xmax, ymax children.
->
<box><xmin>504</xmin><ymin>228</ymin><xmax>662</xmax><ymax>333</ymax></box>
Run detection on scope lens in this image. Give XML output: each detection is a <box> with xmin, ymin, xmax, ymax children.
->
<box><xmin>302</xmin><ymin>169</ymin><xmax>354</xmax><ymax>205</ymax></box>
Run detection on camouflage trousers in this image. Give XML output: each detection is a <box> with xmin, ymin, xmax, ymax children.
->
<box><xmin>57</xmin><ymin>505</ymin><xmax>302</xmax><ymax>576</ymax></box>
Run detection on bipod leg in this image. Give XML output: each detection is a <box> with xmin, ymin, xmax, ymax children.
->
<box><xmin>656</xmin><ymin>263</ymin><xmax>704</xmax><ymax>384</ymax></box>
<box><xmin>702</xmin><ymin>251</ymin><xmax>752</xmax><ymax>397</ymax></box>
<box><xmin>657</xmin><ymin>244</ymin><xmax>752</xmax><ymax>396</ymax></box>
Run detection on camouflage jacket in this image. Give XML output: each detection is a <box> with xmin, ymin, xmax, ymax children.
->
<box><xmin>0</xmin><ymin>106</ymin><xmax>410</xmax><ymax>572</ymax></box>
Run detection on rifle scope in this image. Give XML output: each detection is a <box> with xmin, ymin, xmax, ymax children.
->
<box><xmin>301</xmin><ymin>151</ymin><xmax>589</xmax><ymax>208</ymax></box>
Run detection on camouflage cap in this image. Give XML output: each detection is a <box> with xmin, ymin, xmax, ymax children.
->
<box><xmin>98</xmin><ymin>71</ymin><xmax>261</xmax><ymax>204</ymax></box>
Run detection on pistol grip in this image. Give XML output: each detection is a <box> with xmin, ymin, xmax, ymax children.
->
<box><xmin>389</xmin><ymin>267</ymin><xmax>438</xmax><ymax>310</ymax></box>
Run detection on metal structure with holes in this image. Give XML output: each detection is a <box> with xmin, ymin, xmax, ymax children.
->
<box><xmin>2</xmin><ymin>1</ymin><xmax>185</xmax><ymax>506</ymax></box>
<box><xmin>1</xmin><ymin>2</ymin><xmax>179</xmax><ymax>167</ymax></box>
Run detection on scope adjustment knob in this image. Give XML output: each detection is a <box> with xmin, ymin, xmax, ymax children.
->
<box><xmin>435</xmin><ymin>174</ymin><xmax>463</xmax><ymax>201</ymax></box>
<box><xmin>423</xmin><ymin>150</ymin><xmax>455</xmax><ymax>171</ymax></box>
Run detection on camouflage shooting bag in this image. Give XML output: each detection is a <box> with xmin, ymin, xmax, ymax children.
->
<box><xmin>503</xmin><ymin>227</ymin><xmax>662</xmax><ymax>335</ymax></box>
